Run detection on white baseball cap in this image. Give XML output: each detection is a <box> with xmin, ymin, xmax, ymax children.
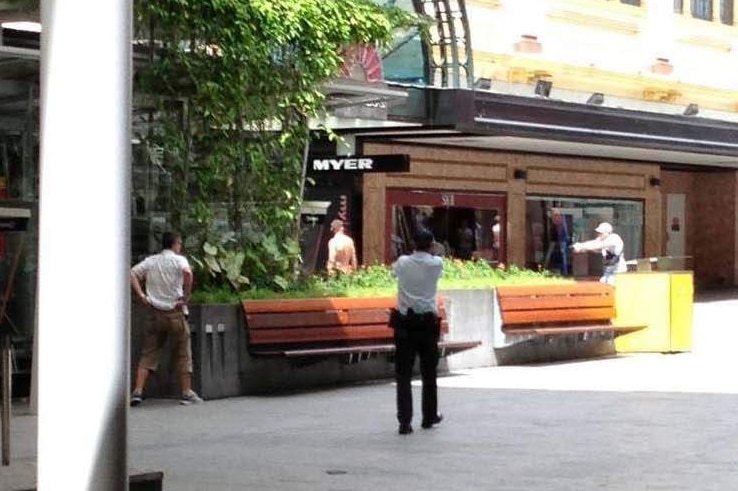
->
<box><xmin>595</xmin><ymin>222</ymin><xmax>613</xmax><ymax>234</ymax></box>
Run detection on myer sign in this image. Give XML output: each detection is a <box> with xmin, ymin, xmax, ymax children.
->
<box><xmin>313</xmin><ymin>158</ymin><xmax>373</xmax><ymax>171</ymax></box>
<box><xmin>308</xmin><ymin>154</ymin><xmax>410</xmax><ymax>174</ymax></box>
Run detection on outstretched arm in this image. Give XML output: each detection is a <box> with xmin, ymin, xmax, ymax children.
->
<box><xmin>572</xmin><ymin>238</ymin><xmax>604</xmax><ymax>253</ymax></box>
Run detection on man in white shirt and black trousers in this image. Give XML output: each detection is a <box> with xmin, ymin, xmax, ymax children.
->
<box><xmin>391</xmin><ymin>229</ymin><xmax>444</xmax><ymax>435</ymax></box>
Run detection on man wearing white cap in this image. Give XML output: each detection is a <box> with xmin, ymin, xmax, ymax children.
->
<box><xmin>572</xmin><ymin>222</ymin><xmax>627</xmax><ymax>284</ymax></box>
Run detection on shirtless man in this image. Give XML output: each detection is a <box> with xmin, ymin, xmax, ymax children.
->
<box><xmin>327</xmin><ymin>219</ymin><xmax>357</xmax><ymax>274</ymax></box>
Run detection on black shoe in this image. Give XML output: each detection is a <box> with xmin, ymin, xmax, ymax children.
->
<box><xmin>130</xmin><ymin>391</ymin><xmax>143</xmax><ymax>407</ymax></box>
<box><xmin>421</xmin><ymin>414</ymin><xmax>443</xmax><ymax>429</ymax></box>
<box><xmin>398</xmin><ymin>424</ymin><xmax>413</xmax><ymax>435</ymax></box>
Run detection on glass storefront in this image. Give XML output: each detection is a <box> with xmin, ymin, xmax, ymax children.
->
<box><xmin>526</xmin><ymin>196</ymin><xmax>643</xmax><ymax>278</ymax></box>
<box><xmin>387</xmin><ymin>189</ymin><xmax>505</xmax><ymax>263</ymax></box>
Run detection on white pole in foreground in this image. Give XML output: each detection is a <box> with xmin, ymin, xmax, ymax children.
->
<box><xmin>38</xmin><ymin>1</ymin><xmax>131</xmax><ymax>489</ymax></box>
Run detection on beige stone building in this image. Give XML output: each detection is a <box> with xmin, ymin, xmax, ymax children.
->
<box><xmin>309</xmin><ymin>0</ymin><xmax>738</xmax><ymax>290</ymax></box>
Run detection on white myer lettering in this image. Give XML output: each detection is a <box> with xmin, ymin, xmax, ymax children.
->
<box><xmin>313</xmin><ymin>159</ymin><xmax>330</xmax><ymax>171</ymax></box>
<box><xmin>311</xmin><ymin>158</ymin><xmax>375</xmax><ymax>171</ymax></box>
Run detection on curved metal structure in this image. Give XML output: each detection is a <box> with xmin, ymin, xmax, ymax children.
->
<box><xmin>412</xmin><ymin>0</ymin><xmax>474</xmax><ymax>88</ymax></box>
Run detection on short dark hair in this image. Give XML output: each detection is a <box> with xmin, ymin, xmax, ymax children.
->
<box><xmin>162</xmin><ymin>231</ymin><xmax>181</xmax><ymax>250</ymax></box>
<box><xmin>413</xmin><ymin>229</ymin><xmax>434</xmax><ymax>251</ymax></box>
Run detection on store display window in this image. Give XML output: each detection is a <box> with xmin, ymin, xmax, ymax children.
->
<box><xmin>386</xmin><ymin>189</ymin><xmax>505</xmax><ymax>263</ymax></box>
<box><xmin>526</xmin><ymin>196</ymin><xmax>643</xmax><ymax>278</ymax></box>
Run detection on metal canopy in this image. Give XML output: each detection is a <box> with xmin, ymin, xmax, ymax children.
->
<box><xmin>350</xmin><ymin>86</ymin><xmax>738</xmax><ymax>169</ymax></box>
<box><xmin>412</xmin><ymin>0</ymin><xmax>473</xmax><ymax>88</ymax></box>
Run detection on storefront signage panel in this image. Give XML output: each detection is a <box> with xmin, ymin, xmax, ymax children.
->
<box><xmin>308</xmin><ymin>154</ymin><xmax>410</xmax><ymax>174</ymax></box>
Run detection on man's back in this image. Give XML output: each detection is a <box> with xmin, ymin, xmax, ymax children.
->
<box><xmin>132</xmin><ymin>250</ymin><xmax>189</xmax><ymax>310</ymax></box>
<box><xmin>391</xmin><ymin>230</ymin><xmax>445</xmax><ymax>435</ymax></box>
<box><xmin>393</xmin><ymin>251</ymin><xmax>443</xmax><ymax>315</ymax></box>
<box><xmin>328</xmin><ymin>232</ymin><xmax>356</xmax><ymax>273</ymax></box>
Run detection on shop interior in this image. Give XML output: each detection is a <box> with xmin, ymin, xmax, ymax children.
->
<box><xmin>526</xmin><ymin>196</ymin><xmax>644</xmax><ymax>278</ymax></box>
<box><xmin>390</xmin><ymin>204</ymin><xmax>502</xmax><ymax>263</ymax></box>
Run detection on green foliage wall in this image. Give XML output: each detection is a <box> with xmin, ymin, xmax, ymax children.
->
<box><xmin>134</xmin><ymin>0</ymin><xmax>417</xmax><ymax>291</ymax></box>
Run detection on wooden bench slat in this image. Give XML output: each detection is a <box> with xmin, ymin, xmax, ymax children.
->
<box><xmin>499</xmin><ymin>295</ymin><xmax>613</xmax><ymax>311</ymax></box>
<box><xmin>501</xmin><ymin>307</ymin><xmax>616</xmax><ymax>325</ymax></box>
<box><xmin>247</xmin><ymin>310</ymin><xmax>450</xmax><ymax>332</ymax></box>
<box><xmin>247</xmin><ymin>310</ymin><xmax>349</xmax><ymax>329</ymax></box>
<box><xmin>496</xmin><ymin>282</ymin><xmax>610</xmax><ymax>297</ymax></box>
<box><xmin>347</xmin><ymin>309</ymin><xmax>392</xmax><ymax>325</ymax></box>
<box><xmin>249</xmin><ymin>324</ymin><xmax>394</xmax><ymax>345</ymax></box>
<box><xmin>243</xmin><ymin>297</ymin><xmax>397</xmax><ymax>314</ymax></box>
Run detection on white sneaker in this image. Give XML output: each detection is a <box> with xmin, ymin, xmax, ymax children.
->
<box><xmin>179</xmin><ymin>390</ymin><xmax>203</xmax><ymax>405</ymax></box>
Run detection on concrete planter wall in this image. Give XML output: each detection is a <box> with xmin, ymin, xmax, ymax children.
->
<box><xmin>442</xmin><ymin>289</ymin><xmax>615</xmax><ymax>370</ymax></box>
<box><xmin>130</xmin><ymin>288</ymin><xmax>616</xmax><ymax>399</ymax></box>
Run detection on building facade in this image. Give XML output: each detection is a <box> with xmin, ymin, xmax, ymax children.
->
<box><xmin>317</xmin><ymin>0</ymin><xmax>738</xmax><ymax>289</ymax></box>
<box><xmin>2</xmin><ymin>0</ymin><xmax>738</xmax><ymax>308</ymax></box>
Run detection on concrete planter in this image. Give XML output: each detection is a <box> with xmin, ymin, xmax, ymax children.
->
<box><xmin>130</xmin><ymin>303</ymin><xmax>244</xmax><ymax>400</ymax></box>
<box><xmin>130</xmin><ymin>288</ymin><xmax>616</xmax><ymax>399</ymax></box>
<box><xmin>442</xmin><ymin>289</ymin><xmax>615</xmax><ymax>368</ymax></box>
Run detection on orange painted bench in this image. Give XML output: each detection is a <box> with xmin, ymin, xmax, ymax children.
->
<box><xmin>496</xmin><ymin>282</ymin><xmax>646</xmax><ymax>337</ymax></box>
<box><xmin>242</xmin><ymin>297</ymin><xmax>481</xmax><ymax>361</ymax></box>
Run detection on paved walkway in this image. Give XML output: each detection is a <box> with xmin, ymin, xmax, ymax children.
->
<box><xmin>3</xmin><ymin>290</ymin><xmax>738</xmax><ymax>490</ymax></box>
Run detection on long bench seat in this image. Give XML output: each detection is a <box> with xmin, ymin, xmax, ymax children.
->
<box><xmin>496</xmin><ymin>282</ymin><xmax>646</xmax><ymax>337</ymax></box>
<box><xmin>242</xmin><ymin>297</ymin><xmax>481</xmax><ymax>361</ymax></box>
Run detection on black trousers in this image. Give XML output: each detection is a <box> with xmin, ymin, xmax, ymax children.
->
<box><xmin>393</xmin><ymin>312</ymin><xmax>440</xmax><ymax>426</ymax></box>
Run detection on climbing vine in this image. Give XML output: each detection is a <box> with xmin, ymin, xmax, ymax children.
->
<box><xmin>133</xmin><ymin>0</ymin><xmax>418</xmax><ymax>290</ymax></box>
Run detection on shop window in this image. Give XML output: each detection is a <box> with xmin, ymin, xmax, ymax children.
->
<box><xmin>391</xmin><ymin>206</ymin><xmax>502</xmax><ymax>262</ymax></box>
<box><xmin>386</xmin><ymin>189</ymin><xmax>505</xmax><ymax>264</ymax></box>
<box><xmin>525</xmin><ymin>196</ymin><xmax>643</xmax><ymax>278</ymax></box>
<box><xmin>721</xmin><ymin>0</ymin><xmax>734</xmax><ymax>24</ymax></box>
<box><xmin>692</xmin><ymin>0</ymin><xmax>713</xmax><ymax>20</ymax></box>
<box><xmin>674</xmin><ymin>0</ymin><xmax>683</xmax><ymax>13</ymax></box>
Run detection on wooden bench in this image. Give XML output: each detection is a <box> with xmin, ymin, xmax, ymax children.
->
<box><xmin>242</xmin><ymin>297</ymin><xmax>481</xmax><ymax>361</ymax></box>
<box><xmin>496</xmin><ymin>282</ymin><xmax>646</xmax><ymax>337</ymax></box>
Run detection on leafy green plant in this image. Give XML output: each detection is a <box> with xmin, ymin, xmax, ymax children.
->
<box><xmin>190</xmin><ymin>260</ymin><xmax>570</xmax><ymax>304</ymax></box>
<box><xmin>189</xmin><ymin>231</ymin><xmax>250</xmax><ymax>291</ymax></box>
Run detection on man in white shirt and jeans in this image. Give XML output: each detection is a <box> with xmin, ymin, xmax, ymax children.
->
<box><xmin>391</xmin><ymin>229</ymin><xmax>444</xmax><ymax>435</ymax></box>
<box><xmin>130</xmin><ymin>231</ymin><xmax>202</xmax><ymax>406</ymax></box>
<box><xmin>572</xmin><ymin>222</ymin><xmax>627</xmax><ymax>285</ymax></box>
